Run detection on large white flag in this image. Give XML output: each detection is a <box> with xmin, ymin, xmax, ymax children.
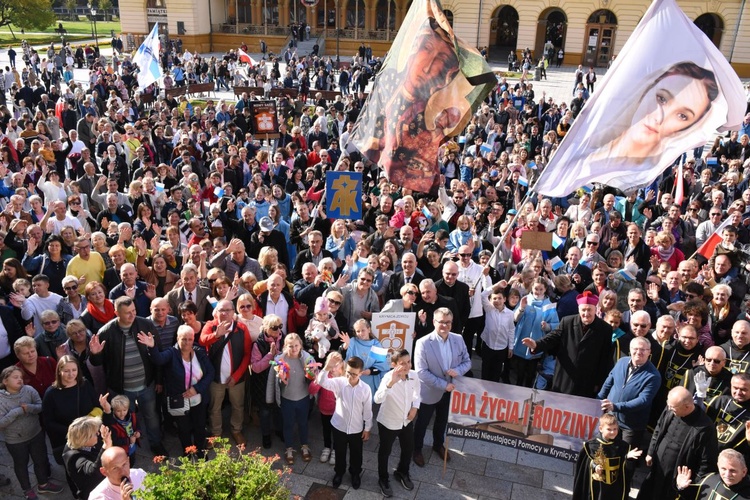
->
<box><xmin>133</xmin><ymin>24</ymin><xmax>163</xmax><ymax>90</ymax></box>
<box><xmin>534</xmin><ymin>0</ymin><xmax>745</xmax><ymax>197</ymax></box>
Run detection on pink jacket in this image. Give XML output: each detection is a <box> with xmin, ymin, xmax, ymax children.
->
<box><xmin>309</xmin><ymin>372</ymin><xmax>336</xmax><ymax>416</ymax></box>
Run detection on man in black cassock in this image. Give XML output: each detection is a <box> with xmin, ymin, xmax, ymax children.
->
<box><xmin>637</xmin><ymin>386</ymin><xmax>718</xmax><ymax>500</ymax></box>
<box><xmin>675</xmin><ymin>449</ymin><xmax>750</xmax><ymax>499</ymax></box>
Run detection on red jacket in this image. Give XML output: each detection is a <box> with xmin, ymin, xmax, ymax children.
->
<box><xmin>199</xmin><ymin>320</ymin><xmax>252</xmax><ymax>384</ymax></box>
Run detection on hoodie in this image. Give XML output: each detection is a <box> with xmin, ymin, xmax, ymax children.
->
<box><xmin>0</xmin><ymin>385</ymin><xmax>43</xmax><ymax>444</ymax></box>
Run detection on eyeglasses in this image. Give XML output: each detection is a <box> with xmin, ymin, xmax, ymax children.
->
<box><xmin>64</xmin><ymin>284</ymin><xmax>79</xmax><ymax>291</ymax></box>
<box><xmin>327</xmin><ymin>298</ymin><xmax>342</xmax><ymax>306</ymax></box>
<box><xmin>405</xmin><ymin>290</ymin><xmax>417</xmax><ymax>296</ymax></box>
<box><xmin>69</xmin><ymin>200</ymin><xmax>81</xmax><ymax>205</ymax></box>
<box><xmin>586</xmin><ymin>241</ymin><xmax>598</xmax><ymax>246</ymax></box>
<box><xmin>217</xmin><ymin>308</ymin><xmax>233</xmax><ymax>312</ymax></box>
<box><xmin>689</xmin><ymin>208</ymin><xmax>698</xmax><ymax>212</ymax></box>
<box><xmin>711</xmin><ymin>213</ymin><xmax>722</xmax><ymax>216</ymax></box>
<box><xmin>705</xmin><ymin>358</ymin><xmax>723</xmax><ymax>363</ymax></box>
<box><xmin>359</xmin><ymin>278</ymin><xmax>372</xmax><ymax>283</ymax></box>
<box><xmin>239</xmin><ymin>304</ymin><xmax>253</xmax><ymax>310</ymax></box>
<box><xmin>268</xmin><ymin>325</ymin><xmax>282</xmax><ymax>331</ymax></box>
<box><xmin>685</xmin><ymin>293</ymin><xmax>697</xmax><ymax>299</ymax></box>
<box><xmin>43</xmin><ymin>320</ymin><xmax>59</xmax><ymax>326</ymax></box>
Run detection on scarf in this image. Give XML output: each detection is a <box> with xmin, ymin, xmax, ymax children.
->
<box><xmin>86</xmin><ymin>299</ymin><xmax>116</xmax><ymax>325</ymax></box>
<box><xmin>656</xmin><ymin>245</ymin><xmax>675</xmax><ymax>262</ymax></box>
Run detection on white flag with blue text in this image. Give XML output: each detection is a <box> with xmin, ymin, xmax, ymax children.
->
<box><xmin>533</xmin><ymin>0</ymin><xmax>745</xmax><ymax>197</ymax></box>
<box><xmin>133</xmin><ymin>24</ymin><xmax>163</xmax><ymax>90</ymax></box>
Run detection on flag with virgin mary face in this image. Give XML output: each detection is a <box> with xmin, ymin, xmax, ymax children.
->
<box><xmin>349</xmin><ymin>0</ymin><xmax>495</xmax><ymax>196</ymax></box>
<box><xmin>533</xmin><ymin>0</ymin><xmax>745</xmax><ymax>198</ymax></box>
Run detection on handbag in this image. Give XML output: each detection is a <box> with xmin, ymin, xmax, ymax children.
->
<box><xmin>167</xmin><ymin>353</ymin><xmax>193</xmax><ymax>417</ymax></box>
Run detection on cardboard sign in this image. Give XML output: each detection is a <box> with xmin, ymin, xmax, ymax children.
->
<box><xmin>520</xmin><ymin>231</ymin><xmax>553</xmax><ymax>251</ymax></box>
<box><xmin>371</xmin><ymin>312</ymin><xmax>416</xmax><ymax>356</ymax></box>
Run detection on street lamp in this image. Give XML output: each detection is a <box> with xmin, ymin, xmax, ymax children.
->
<box><xmin>87</xmin><ymin>3</ymin><xmax>94</xmax><ymax>39</ymax></box>
<box><xmin>91</xmin><ymin>6</ymin><xmax>99</xmax><ymax>48</ymax></box>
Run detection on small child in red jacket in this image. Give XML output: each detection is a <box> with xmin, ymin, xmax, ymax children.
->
<box><xmin>99</xmin><ymin>394</ymin><xmax>141</xmax><ymax>465</ymax></box>
<box><xmin>309</xmin><ymin>351</ymin><xmax>343</xmax><ymax>465</ymax></box>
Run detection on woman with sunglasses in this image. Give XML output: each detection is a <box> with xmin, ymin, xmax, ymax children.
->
<box><xmin>57</xmin><ymin>275</ymin><xmax>87</xmax><ymax>324</ymax></box>
<box><xmin>251</xmin><ymin>315</ymin><xmax>284</xmax><ymax>449</ymax></box>
<box><xmin>235</xmin><ymin>293</ymin><xmax>263</xmax><ymax>342</ymax></box>
<box><xmin>382</xmin><ymin>283</ymin><xmax>419</xmax><ymax>314</ymax></box>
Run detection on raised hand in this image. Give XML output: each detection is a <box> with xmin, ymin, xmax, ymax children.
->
<box><xmin>55</xmin><ymin>343</ymin><xmax>67</xmax><ymax>359</ymax></box>
<box><xmin>144</xmin><ymin>283</ymin><xmax>157</xmax><ymax>300</ymax></box>
<box><xmin>89</xmin><ymin>334</ymin><xmax>105</xmax><ymax>354</ymax></box>
<box><xmin>99</xmin><ymin>393</ymin><xmax>112</xmax><ymax>413</ymax></box>
<box><xmin>136</xmin><ymin>331</ymin><xmax>155</xmax><ymax>348</ymax></box>
<box><xmin>675</xmin><ymin>465</ymin><xmax>692</xmax><ymax>490</ymax></box>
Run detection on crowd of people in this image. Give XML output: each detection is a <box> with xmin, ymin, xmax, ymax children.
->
<box><xmin>0</xmin><ymin>30</ymin><xmax>748</xmax><ymax>500</ymax></box>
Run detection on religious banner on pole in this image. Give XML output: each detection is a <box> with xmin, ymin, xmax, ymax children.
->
<box><xmin>533</xmin><ymin>0</ymin><xmax>745</xmax><ymax>197</ymax></box>
<box><xmin>349</xmin><ymin>0</ymin><xmax>495</xmax><ymax>196</ymax></box>
<box><xmin>371</xmin><ymin>312</ymin><xmax>416</xmax><ymax>356</ymax></box>
<box><xmin>447</xmin><ymin>377</ymin><xmax>601</xmax><ymax>463</ymax></box>
<box><xmin>325</xmin><ymin>171</ymin><xmax>363</xmax><ymax>220</ymax></box>
<box><xmin>249</xmin><ymin>101</ymin><xmax>279</xmax><ymax>139</ymax></box>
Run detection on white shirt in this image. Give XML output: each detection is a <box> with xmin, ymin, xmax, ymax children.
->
<box><xmin>265</xmin><ymin>294</ymin><xmax>290</xmax><ymax>334</ymax></box>
<box><xmin>458</xmin><ymin>260</ymin><xmax>490</xmax><ymax>319</ymax></box>
<box><xmin>88</xmin><ymin>468</ymin><xmax>147</xmax><ymax>499</ymax></box>
<box><xmin>49</xmin><ymin>214</ymin><xmax>83</xmax><ymax>235</ymax></box>
<box><xmin>317</xmin><ymin>370</ymin><xmax>373</xmax><ymax>434</ymax></box>
<box><xmin>480</xmin><ymin>289</ymin><xmax>515</xmax><ymax>350</ymax></box>
<box><xmin>374</xmin><ymin>369</ymin><xmax>421</xmax><ymax>430</ymax></box>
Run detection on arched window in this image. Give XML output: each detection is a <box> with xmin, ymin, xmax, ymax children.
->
<box><xmin>694</xmin><ymin>13</ymin><xmax>723</xmax><ymax>48</ymax></box>
<box><xmin>346</xmin><ymin>0</ymin><xmax>365</xmax><ymax>28</ymax></box>
<box><xmin>443</xmin><ymin>9</ymin><xmax>454</xmax><ymax>27</ymax></box>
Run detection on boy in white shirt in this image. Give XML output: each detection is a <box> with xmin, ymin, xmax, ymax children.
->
<box><xmin>317</xmin><ymin>354</ymin><xmax>373</xmax><ymax>490</ymax></box>
<box><xmin>374</xmin><ymin>349</ymin><xmax>420</xmax><ymax>497</ymax></box>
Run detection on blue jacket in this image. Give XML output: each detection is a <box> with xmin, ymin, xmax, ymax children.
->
<box><xmin>597</xmin><ymin>356</ymin><xmax>661</xmax><ymax>431</ymax></box>
<box><xmin>147</xmin><ymin>344</ymin><xmax>214</xmax><ymax>403</ymax></box>
<box><xmin>513</xmin><ymin>297</ymin><xmax>559</xmax><ymax>360</ymax></box>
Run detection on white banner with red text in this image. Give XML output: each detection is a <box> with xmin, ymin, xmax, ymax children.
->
<box><xmin>447</xmin><ymin>376</ymin><xmax>602</xmax><ymax>463</ymax></box>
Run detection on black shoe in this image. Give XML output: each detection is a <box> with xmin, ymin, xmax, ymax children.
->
<box><xmin>379</xmin><ymin>479</ymin><xmax>393</xmax><ymax>497</ymax></box>
<box><xmin>262</xmin><ymin>435</ymin><xmax>272</xmax><ymax>449</ymax></box>
<box><xmin>351</xmin><ymin>474</ymin><xmax>361</xmax><ymax>490</ymax></box>
<box><xmin>332</xmin><ymin>474</ymin><xmax>343</xmax><ymax>488</ymax></box>
<box><xmin>394</xmin><ymin>470</ymin><xmax>414</xmax><ymax>491</ymax></box>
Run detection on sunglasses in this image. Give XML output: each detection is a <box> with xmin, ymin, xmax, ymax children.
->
<box><xmin>70</xmin><ymin>200</ymin><xmax>81</xmax><ymax>205</ymax></box>
<box><xmin>586</xmin><ymin>241</ymin><xmax>598</xmax><ymax>246</ymax></box>
<box><xmin>705</xmin><ymin>358</ymin><xmax>723</xmax><ymax>363</ymax></box>
<box><xmin>239</xmin><ymin>304</ymin><xmax>253</xmax><ymax>310</ymax></box>
<box><xmin>43</xmin><ymin>320</ymin><xmax>59</xmax><ymax>326</ymax></box>
<box><xmin>64</xmin><ymin>284</ymin><xmax>79</xmax><ymax>291</ymax></box>
<box><xmin>327</xmin><ymin>298</ymin><xmax>342</xmax><ymax>306</ymax></box>
<box><xmin>459</xmin><ymin>253</ymin><xmax>472</xmax><ymax>258</ymax></box>
<box><xmin>268</xmin><ymin>325</ymin><xmax>282</xmax><ymax>331</ymax></box>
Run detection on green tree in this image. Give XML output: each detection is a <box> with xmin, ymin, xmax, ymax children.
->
<box><xmin>98</xmin><ymin>0</ymin><xmax>113</xmax><ymax>22</ymax></box>
<box><xmin>65</xmin><ymin>0</ymin><xmax>78</xmax><ymax>21</ymax></box>
<box><xmin>0</xmin><ymin>0</ymin><xmax>57</xmax><ymax>31</ymax></box>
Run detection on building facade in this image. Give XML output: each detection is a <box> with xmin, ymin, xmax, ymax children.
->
<box><xmin>121</xmin><ymin>0</ymin><xmax>750</xmax><ymax>76</ymax></box>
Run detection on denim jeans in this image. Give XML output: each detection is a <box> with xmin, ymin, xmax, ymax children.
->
<box><xmin>280</xmin><ymin>396</ymin><xmax>310</xmax><ymax>448</ymax></box>
<box><xmin>5</xmin><ymin>431</ymin><xmax>50</xmax><ymax>491</ymax></box>
<box><xmin>123</xmin><ymin>383</ymin><xmax>161</xmax><ymax>445</ymax></box>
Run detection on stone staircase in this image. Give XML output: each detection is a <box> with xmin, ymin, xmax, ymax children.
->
<box><xmin>292</xmin><ymin>35</ymin><xmax>322</xmax><ymax>58</ymax></box>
